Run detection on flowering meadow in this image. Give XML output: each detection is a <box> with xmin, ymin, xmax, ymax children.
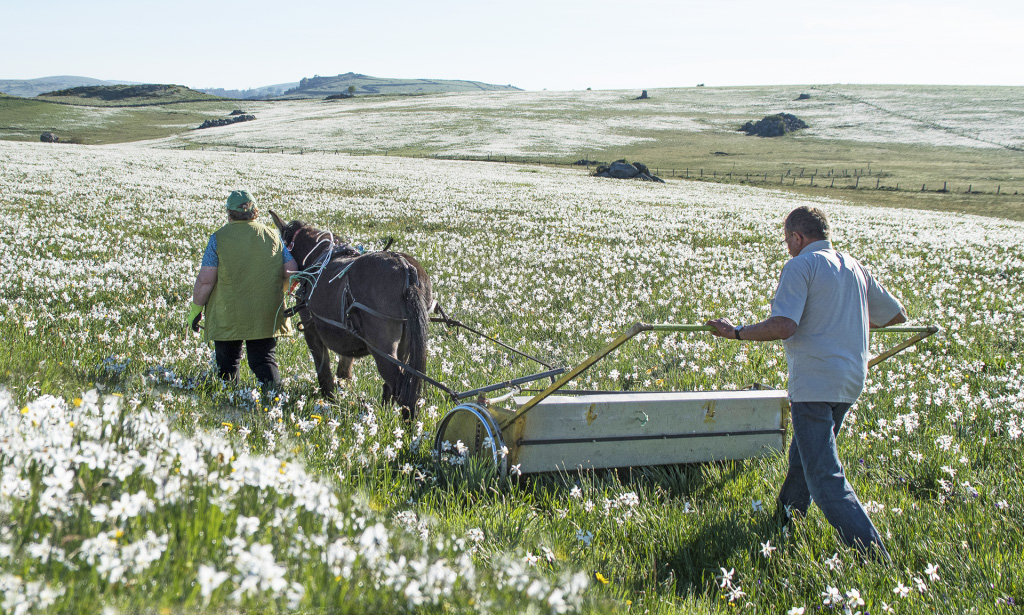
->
<box><xmin>140</xmin><ymin>85</ymin><xmax>1024</xmax><ymax>156</ymax></box>
<box><xmin>1</xmin><ymin>138</ymin><xmax>1023</xmax><ymax>613</ymax></box>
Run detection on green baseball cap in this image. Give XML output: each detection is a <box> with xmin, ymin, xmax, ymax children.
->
<box><xmin>226</xmin><ymin>190</ymin><xmax>255</xmax><ymax>212</ymax></box>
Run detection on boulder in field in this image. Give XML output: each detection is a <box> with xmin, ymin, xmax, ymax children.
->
<box><xmin>593</xmin><ymin>160</ymin><xmax>665</xmax><ymax>182</ymax></box>
<box><xmin>739</xmin><ymin>113</ymin><xmax>807</xmax><ymax>137</ymax></box>
<box><xmin>608</xmin><ymin>161</ymin><xmax>640</xmax><ymax>179</ymax></box>
<box><xmin>198</xmin><ymin>114</ymin><xmax>256</xmax><ymax>129</ymax></box>
<box><xmin>40</xmin><ymin>132</ymin><xmax>59</xmax><ymax>143</ymax></box>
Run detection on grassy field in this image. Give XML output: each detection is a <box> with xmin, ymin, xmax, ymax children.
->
<box><xmin>0</xmin><ymin>97</ymin><xmax>250</xmax><ymax>144</ymax></box>
<box><xmin>1</xmin><ymin>137</ymin><xmax>1022</xmax><ymax>613</ymax></box>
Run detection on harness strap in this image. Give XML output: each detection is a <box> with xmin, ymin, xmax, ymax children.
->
<box><xmin>347</xmin><ymin>301</ymin><xmax>406</xmax><ymax>323</ymax></box>
<box><xmin>308</xmin><ymin>310</ymin><xmax>456</xmax><ymax>398</ymax></box>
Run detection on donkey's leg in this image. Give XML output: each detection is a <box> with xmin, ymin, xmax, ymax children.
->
<box><xmin>370</xmin><ymin>351</ymin><xmax>403</xmax><ymax>413</ymax></box>
<box><xmin>336</xmin><ymin>355</ymin><xmax>355</xmax><ymax>381</ymax></box>
<box><xmin>301</xmin><ymin>318</ymin><xmax>336</xmax><ymax>398</ymax></box>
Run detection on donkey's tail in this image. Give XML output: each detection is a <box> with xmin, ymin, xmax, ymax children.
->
<box><xmin>397</xmin><ymin>265</ymin><xmax>430</xmax><ymax>420</ymax></box>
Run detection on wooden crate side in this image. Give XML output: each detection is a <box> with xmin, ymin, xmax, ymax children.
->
<box><xmin>516</xmin><ymin>432</ymin><xmax>783</xmax><ymax>474</ymax></box>
<box><xmin>512</xmin><ymin>391</ymin><xmax>786</xmax><ymax>442</ymax></box>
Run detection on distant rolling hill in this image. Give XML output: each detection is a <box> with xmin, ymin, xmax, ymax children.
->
<box><xmin>35</xmin><ymin>84</ymin><xmax>222</xmax><ymax>106</ymax></box>
<box><xmin>276</xmin><ymin>72</ymin><xmax>521</xmax><ymax>98</ymax></box>
<box><xmin>0</xmin><ymin>76</ymin><xmax>140</xmax><ymax>98</ymax></box>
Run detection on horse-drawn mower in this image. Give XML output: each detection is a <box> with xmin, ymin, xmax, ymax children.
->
<box><xmin>431</xmin><ymin>322</ymin><xmax>939</xmax><ymax>477</ymax></box>
<box><xmin>270</xmin><ymin>212</ymin><xmax>938</xmax><ymax>477</ymax></box>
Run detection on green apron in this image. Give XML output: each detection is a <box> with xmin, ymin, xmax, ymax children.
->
<box><xmin>204</xmin><ymin>221</ymin><xmax>293</xmax><ymax>342</ymax></box>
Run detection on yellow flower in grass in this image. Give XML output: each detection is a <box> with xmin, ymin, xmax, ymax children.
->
<box><xmin>595</xmin><ymin>572</ymin><xmax>610</xmax><ymax>585</ymax></box>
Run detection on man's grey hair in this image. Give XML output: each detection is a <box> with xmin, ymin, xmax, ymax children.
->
<box><xmin>228</xmin><ymin>208</ymin><xmax>257</xmax><ymax>221</ymax></box>
<box><xmin>785</xmin><ymin>206</ymin><xmax>830</xmax><ymax>240</ymax></box>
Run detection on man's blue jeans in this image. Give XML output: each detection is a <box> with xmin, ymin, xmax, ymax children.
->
<box><xmin>778</xmin><ymin>401</ymin><xmax>889</xmax><ymax>558</ymax></box>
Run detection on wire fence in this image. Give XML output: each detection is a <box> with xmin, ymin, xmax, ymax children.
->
<box><xmin>180</xmin><ymin>144</ymin><xmax>1024</xmax><ymax>198</ymax></box>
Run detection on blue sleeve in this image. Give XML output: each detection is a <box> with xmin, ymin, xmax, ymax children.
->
<box><xmin>282</xmin><ymin>243</ymin><xmax>294</xmax><ymax>264</ymax></box>
<box><xmin>201</xmin><ymin>235</ymin><xmax>218</xmax><ymax>267</ymax></box>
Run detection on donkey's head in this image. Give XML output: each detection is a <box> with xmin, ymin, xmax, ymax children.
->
<box><xmin>269</xmin><ymin>210</ymin><xmax>332</xmax><ymax>269</ymax></box>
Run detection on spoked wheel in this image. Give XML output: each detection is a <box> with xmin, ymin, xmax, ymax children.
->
<box><xmin>433</xmin><ymin>403</ymin><xmax>508</xmax><ymax>478</ymax></box>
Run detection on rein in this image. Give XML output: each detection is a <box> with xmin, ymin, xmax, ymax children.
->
<box><xmin>284</xmin><ymin>235</ymin><xmax>411</xmax><ymax>327</ymax></box>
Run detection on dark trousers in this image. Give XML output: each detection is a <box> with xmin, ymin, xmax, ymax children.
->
<box><xmin>777</xmin><ymin>401</ymin><xmax>889</xmax><ymax>560</ymax></box>
<box><xmin>214</xmin><ymin>338</ymin><xmax>281</xmax><ymax>389</ymax></box>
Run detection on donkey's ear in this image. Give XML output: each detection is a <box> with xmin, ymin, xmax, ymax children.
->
<box><xmin>268</xmin><ymin>209</ymin><xmax>287</xmax><ymax>231</ymax></box>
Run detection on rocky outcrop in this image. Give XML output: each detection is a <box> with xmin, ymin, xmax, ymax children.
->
<box><xmin>40</xmin><ymin>132</ymin><xmax>59</xmax><ymax>143</ymax></box>
<box><xmin>198</xmin><ymin>114</ymin><xmax>256</xmax><ymax>129</ymax></box>
<box><xmin>796</xmin><ymin>93</ymin><xmax>811</xmax><ymax>100</ymax></box>
<box><xmin>594</xmin><ymin>160</ymin><xmax>665</xmax><ymax>183</ymax></box>
<box><xmin>739</xmin><ymin>113</ymin><xmax>807</xmax><ymax>137</ymax></box>
<box><xmin>635</xmin><ymin>90</ymin><xmax>649</xmax><ymax>100</ymax></box>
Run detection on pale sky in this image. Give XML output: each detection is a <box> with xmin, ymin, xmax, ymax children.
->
<box><xmin>3</xmin><ymin>0</ymin><xmax>1022</xmax><ymax>91</ymax></box>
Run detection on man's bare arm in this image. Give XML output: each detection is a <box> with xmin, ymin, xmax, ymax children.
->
<box><xmin>706</xmin><ymin>316</ymin><xmax>797</xmax><ymax>341</ymax></box>
<box><xmin>872</xmin><ymin>307</ymin><xmax>908</xmax><ymax>329</ymax></box>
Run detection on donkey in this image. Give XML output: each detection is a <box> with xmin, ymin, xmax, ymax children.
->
<box><xmin>269</xmin><ymin>211</ymin><xmax>432</xmax><ymax>421</ymax></box>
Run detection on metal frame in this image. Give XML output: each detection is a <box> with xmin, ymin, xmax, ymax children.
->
<box><xmin>502</xmin><ymin>323</ymin><xmax>940</xmax><ymax>429</ymax></box>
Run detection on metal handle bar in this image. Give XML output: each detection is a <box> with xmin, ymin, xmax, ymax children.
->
<box><xmin>503</xmin><ymin>322</ymin><xmax>940</xmax><ymax>429</ymax></box>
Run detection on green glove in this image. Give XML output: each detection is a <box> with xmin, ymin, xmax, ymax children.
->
<box><xmin>185</xmin><ymin>302</ymin><xmax>204</xmax><ymax>334</ymax></box>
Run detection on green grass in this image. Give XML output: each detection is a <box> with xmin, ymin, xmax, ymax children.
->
<box><xmin>0</xmin><ymin>97</ymin><xmax>257</xmax><ymax>144</ymax></box>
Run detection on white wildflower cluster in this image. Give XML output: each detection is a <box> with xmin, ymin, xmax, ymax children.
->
<box><xmin>600</xmin><ymin>491</ymin><xmax>642</xmax><ymax>520</ymax></box>
<box><xmin>0</xmin><ymin>388</ymin><xmax>590</xmax><ymax>613</ymax></box>
<box><xmin>0</xmin><ymin>574</ymin><xmax>65</xmax><ymax>615</ymax></box>
<box><xmin>716</xmin><ymin>567</ymin><xmax>747</xmax><ymax>603</ymax></box>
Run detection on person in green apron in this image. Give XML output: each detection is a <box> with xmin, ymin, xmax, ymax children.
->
<box><xmin>185</xmin><ymin>190</ymin><xmax>297</xmax><ymax>389</ymax></box>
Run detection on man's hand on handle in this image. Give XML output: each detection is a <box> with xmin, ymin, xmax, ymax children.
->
<box><xmin>706</xmin><ymin>318</ymin><xmax>738</xmax><ymax>339</ymax></box>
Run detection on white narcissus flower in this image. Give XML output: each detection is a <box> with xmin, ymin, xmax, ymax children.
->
<box><xmin>198</xmin><ymin>565</ymin><xmax>230</xmax><ymax>602</ymax></box>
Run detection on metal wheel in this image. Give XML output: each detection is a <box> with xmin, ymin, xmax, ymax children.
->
<box><xmin>433</xmin><ymin>403</ymin><xmax>508</xmax><ymax>478</ymax></box>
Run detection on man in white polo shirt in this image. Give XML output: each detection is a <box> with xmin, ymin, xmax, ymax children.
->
<box><xmin>707</xmin><ymin>205</ymin><xmax>906</xmax><ymax>559</ymax></box>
